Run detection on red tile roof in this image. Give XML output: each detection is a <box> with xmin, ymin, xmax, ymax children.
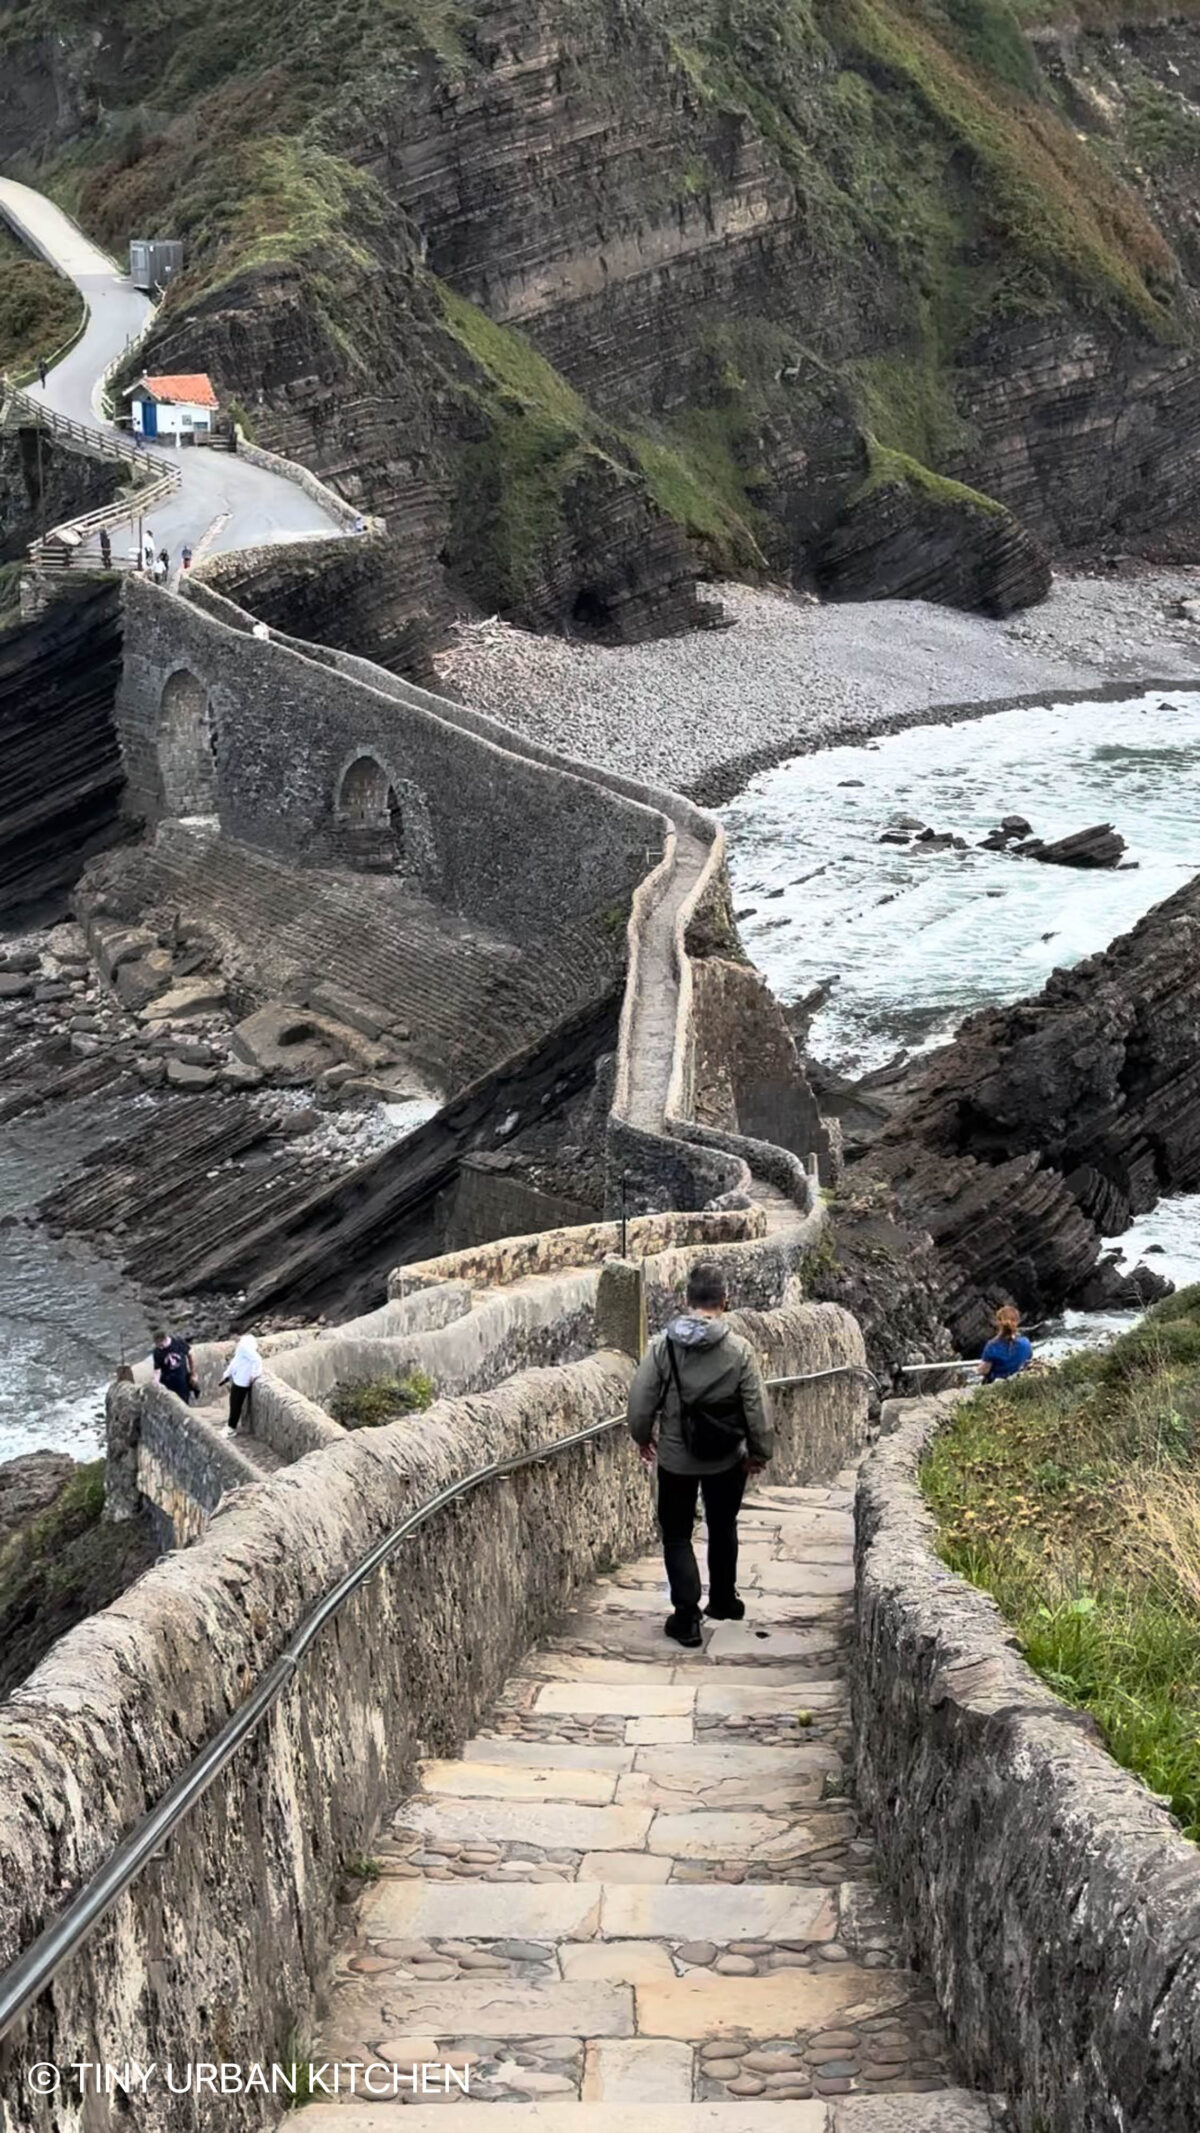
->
<box><xmin>134</xmin><ymin>373</ymin><xmax>219</xmax><ymax>409</ymax></box>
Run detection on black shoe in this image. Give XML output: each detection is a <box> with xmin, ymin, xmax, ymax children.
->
<box><xmin>704</xmin><ymin>1594</ymin><xmax>746</xmax><ymax>1621</ymax></box>
<box><xmin>665</xmin><ymin>1610</ymin><xmax>704</xmax><ymax>1648</ymax></box>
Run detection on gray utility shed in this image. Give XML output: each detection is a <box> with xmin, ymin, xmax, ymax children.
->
<box><xmin>129</xmin><ymin>239</ymin><xmax>184</xmax><ymax>292</ymax></box>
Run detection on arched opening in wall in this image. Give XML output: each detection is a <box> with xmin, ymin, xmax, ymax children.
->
<box><xmin>336</xmin><ymin>751</ymin><xmax>402</xmax><ymax>873</ymax></box>
<box><xmin>157</xmin><ymin>668</ymin><xmax>218</xmax><ymax>818</ymax></box>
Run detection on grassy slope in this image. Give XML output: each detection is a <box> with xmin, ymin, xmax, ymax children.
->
<box><xmin>922</xmin><ymin>1286</ymin><xmax>1200</xmax><ymax>1838</ymax></box>
<box><xmin>2</xmin><ymin>0</ymin><xmax>1191</xmax><ymax>588</ymax></box>
<box><xmin>0</xmin><ymin>223</ymin><xmax>83</xmax><ymax>376</ymax></box>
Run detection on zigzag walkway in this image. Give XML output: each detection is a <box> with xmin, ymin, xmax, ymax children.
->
<box><xmin>294</xmin><ymin>1471</ymin><xmax>999</xmax><ymax>2131</ymax></box>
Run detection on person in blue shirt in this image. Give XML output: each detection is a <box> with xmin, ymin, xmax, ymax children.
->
<box><xmin>979</xmin><ymin>1305</ymin><xmax>1033</xmax><ymax>1383</ymax></box>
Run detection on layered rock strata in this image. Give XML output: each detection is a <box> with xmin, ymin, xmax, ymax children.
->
<box><xmin>864</xmin><ymin>874</ymin><xmax>1200</xmax><ymax>1346</ymax></box>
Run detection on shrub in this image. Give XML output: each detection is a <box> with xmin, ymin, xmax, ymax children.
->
<box><xmin>329</xmin><ymin>1370</ymin><xmax>436</xmax><ymax>1430</ymax></box>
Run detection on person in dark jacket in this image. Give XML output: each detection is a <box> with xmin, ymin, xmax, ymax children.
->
<box><xmin>626</xmin><ymin>1260</ymin><xmax>772</xmax><ymax>1647</ymax></box>
<box><xmin>152</xmin><ymin>1329</ymin><xmax>197</xmax><ymax>1403</ymax></box>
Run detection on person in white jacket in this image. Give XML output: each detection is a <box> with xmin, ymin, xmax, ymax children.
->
<box><xmin>221</xmin><ymin>1334</ymin><xmax>262</xmax><ymax>1435</ymax></box>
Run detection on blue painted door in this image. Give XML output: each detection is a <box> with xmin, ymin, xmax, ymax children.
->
<box><xmin>141</xmin><ymin>398</ymin><xmax>157</xmax><ymax>438</ymax></box>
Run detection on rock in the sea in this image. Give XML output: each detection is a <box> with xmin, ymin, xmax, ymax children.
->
<box><xmin>1071</xmin><ymin>1257</ymin><xmax>1174</xmax><ymax>1313</ymax></box>
<box><xmin>1001</xmin><ymin>814</ymin><xmax>1033</xmax><ymax>837</ymax></box>
<box><xmin>863</xmin><ymin>873</ymin><xmax>1200</xmax><ymax>1348</ymax></box>
<box><xmin>1014</xmin><ymin>823</ymin><xmax>1126</xmax><ymax>868</ymax></box>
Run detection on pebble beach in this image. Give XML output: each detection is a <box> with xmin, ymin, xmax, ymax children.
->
<box><xmin>434</xmin><ymin>572</ymin><xmax>1200</xmax><ymax>799</ymax></box>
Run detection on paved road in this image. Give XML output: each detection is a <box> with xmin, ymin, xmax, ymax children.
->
<box><xmin>0</xmin><ymin>175</ymin><xmax>343</xmax><ymax>562</ymax></box>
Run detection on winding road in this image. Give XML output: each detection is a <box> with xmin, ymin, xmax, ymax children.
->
<box><xmin>0</xmin><ymin>176</ymin><xmax>343</xmax><ymax>562</ymax></box>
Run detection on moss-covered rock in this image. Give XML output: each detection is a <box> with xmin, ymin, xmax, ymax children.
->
<box><xmin>0</xmin><ymin>1457</ymin><xmax>156</xmax><ymax>1701</ymax></box>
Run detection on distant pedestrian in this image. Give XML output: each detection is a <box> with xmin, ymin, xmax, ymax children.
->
<box><xmin>181</xmin><ymin>543</ymin><xmax>192</xmax><ymax>571</ymax></box>
<box><xmin>626</xmin><ymin>1261</ymin><xmax>772</xmax><ymax>1647</ymax></box>
<box><xmin>99</xmin><ymin>528</ymin><xmax>112</xmax><ymax>569</ymax></box>
<box><xmin>979</xmin><ymin>1305</ymin><xmax>1033</xmax><ymax>1383</ymax></box>
<box><xmin>221</xmin><ymin>1333</ymin><xmax>263</xmax><ymax>1435</ymax></box>
<box><xmin>142</xmin><ymin>529</ymin><xmax>156</xmax><ymax>573</ymax></box>
<box><xmin>152</xmin><ymin>1328</ymin><xmax>198</xmax><ymax>1404</ymax></box>
<box><xmin>37</xmin><ymin>359</ymin><xmax>46</xmax><ymax>389</ymax></box>
<box><xmin>157</xmin><ymin>546</ymin><xmax>170</xmax><ymax>583</ymax></box>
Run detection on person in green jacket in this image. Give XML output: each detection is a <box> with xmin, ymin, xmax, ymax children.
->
<box><xmin>626</xmin><ymin>1260</ymin><xmax>773</xmax><ymax>1647</ymax></box>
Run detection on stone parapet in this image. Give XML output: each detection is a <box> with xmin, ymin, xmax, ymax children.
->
<box><xmin>388</xmin><ymin>1207</ymin><xmax>766</xmax><ymax>1297</ymax></box>
<box><xmin>854</xmin><ymin>1395</ymin><xmax>1200</xmax><ymax>2133</ymax></box>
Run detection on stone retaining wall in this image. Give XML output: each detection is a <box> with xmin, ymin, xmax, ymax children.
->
<box><xmin>854</xmin><ymin>1395</ymin><xmax>1200</xmax><ymax>2133</ymax></box>
<box><xmin>116</xmin><ymin>578</ymin><xmax>661</xmax><ymax>938</ymax></box>
<box><xmin>1</xmin><ymin>1302</ymin><xmax>865</xmax><ymax>2131</ymax></box>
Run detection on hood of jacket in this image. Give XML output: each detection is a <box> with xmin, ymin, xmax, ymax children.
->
<box><xmin>665</xmin><ymin>1314</ymin><xmax>730</xmax><ymax>1349</ymax></box>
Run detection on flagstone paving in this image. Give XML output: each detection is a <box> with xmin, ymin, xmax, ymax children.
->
<box><xmin>302</xmin><ymin>1470</ymin><xmax>1002</xmax><ymax>2127</ymax></box>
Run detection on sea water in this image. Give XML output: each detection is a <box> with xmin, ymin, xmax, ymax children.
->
<box><xmin>723</xmin><ymin>686</ymin><xmax>1200</xmax><ymax>1302</ymax></box>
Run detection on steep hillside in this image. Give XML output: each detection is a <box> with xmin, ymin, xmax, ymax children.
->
<box><xmin>5</xmin><ymin>0</ymin><xmax>1200</xmax><ymax>640</ymax></box>
<box><xmin>0</xmin><ymin>222</ymin><xmax>81</xmax><ymax>375</ymax></box>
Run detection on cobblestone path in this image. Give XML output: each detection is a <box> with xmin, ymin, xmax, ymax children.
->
<box><xmin>296</xmin><ymin>1472</ymin><xmax>1001</xmax><ymax>2129</ymax></box>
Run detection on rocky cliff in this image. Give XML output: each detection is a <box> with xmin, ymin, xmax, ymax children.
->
<box><xmin>5</xmin><ymin>2</ymin><xmax>1200</xmax><ymax>646</ymax></box>
<box><xmin>0</xmin><ymin>577</ymin><xmax>125</xmax><ymax>917</ymax></box>
<box><xmin>863</xmin><ymin>869</ymin><xmax>1200</xmax><ymax>1347</ymax></box>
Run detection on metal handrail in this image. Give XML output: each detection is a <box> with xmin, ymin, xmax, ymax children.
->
<box><xmin>0</xmin><ymin>1360</ymin><xmax>871</xmax><ymax>2041</ymax></box>
<box><xmin>895</xmin><ymin>1360</ymin><xmax>976</xmax><ymax>1375</ymax></box>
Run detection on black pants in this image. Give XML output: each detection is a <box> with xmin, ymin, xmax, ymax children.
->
<box><xmin>228</xmin><ymin>1381</ymin><xmax>252</xmax><ymax>1432</ymax></box>
<box><xmin>657</xmin><ymin>1461</ymin><xmax>746</xmax><ymax>1618</ymax></box>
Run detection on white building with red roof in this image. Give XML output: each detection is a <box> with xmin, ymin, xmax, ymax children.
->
<box><xmin>124</xmin><ymin>372</ymin><xmax>219</xmax><ymax>443</ymax></box>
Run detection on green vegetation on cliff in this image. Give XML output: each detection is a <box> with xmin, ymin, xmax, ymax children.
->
<box><xmin>923</xmin><ymin>1288</ymin><xmax>1200</xmax><ymax>1839</ymax></box>
<box><xmin>0</xmin><ymin>1459</ymin><xmax>156</xmax><ymax>1700</ymax></box>
<box><xmin>4</xmin><ymin>0</ymin><xmax>1199</xmax><ymax>617</ymax></box>
<box><xmin>0</xmin><ymin>224</ymin><xmax>82</xmax><ymax>377</ymax></box>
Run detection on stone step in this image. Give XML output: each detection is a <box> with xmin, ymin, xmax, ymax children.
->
<box><xmin>397</xmin><ymin>1792</ymin><xmax>852</xmax><ymax>1862</ymax></box>
<box><xmin>357</xmin><ymin>1876</ymin><xmax>840</xmax><ymax>1943</ymax></box>
<box><xmin>292</xmin><ymin>2100</ymin><xmax>996</xmax><ymax>2130</ymax></box>
<box><xmin>464</xmin><ymin>1738</ymin><xmax>843</xmax><ymax>1777</ymax></box>
<box><xmin>522</xmin><ymin>1632</ymin><xmax>846</xmax><ymax>1676</ymax></box>
<box><xmin>527</xmin><ymin>1678</ymin><xmax>845</xmax><ymax>1719</ymax></box>
<box><xmin>422</xmin><ymin>1746</ymin><xmax>841</xmax><ymax>1814</ymax></box>
<box><xmin>293</xmin><ymin>2106</ymin><xmax>828</xmax><ymax>2129</ymax></box>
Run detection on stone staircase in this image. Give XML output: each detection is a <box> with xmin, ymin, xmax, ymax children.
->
<box><xmin>291</xmin><ymin>1471</ymin><xmax>1000</xmax><ymax>2131</ymax></box>
<box><xmin>121</xmin><ymin>827</ymin><xmax>624</xmax><ymax>1090</ymax></box>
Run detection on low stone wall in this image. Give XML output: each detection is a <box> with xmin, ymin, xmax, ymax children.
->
<box><xmin>246</xmin><ymin>1374</ymin><xmax>345</xmax><ymax>1463</ymax></box>
<box><xmin>269</xmin><ymin>1267</ymin><xmax>599</xmax><ymax>1409</ymax></box>
<box><xmin>389</xmin><ymin>1206</ymin><xmax>766</xmax><ymax>1297</ymax></box>
<box><xmin>854</xmin><ymin>1395</ymin><xmax>1200</xmax><ymax>2133</ymax></box>
<box><xmin>108</xmin><ymin>1384</ymin><xmax>266</xmax><ymax>1548</ymax></box>
<box><xmin>1</xmin><ymin>1302</ymin><xmax>866</xmax><ymax>2131</ymax></box>
<box><xmin>230</xmin><ymin>432</ymin><xmax>384</xmax><ymax>535</ymax></box>
<box><xmin>272</xmin><ymin>1210</ymin><xmax>821</xmax><ymax>1415</ymax></box>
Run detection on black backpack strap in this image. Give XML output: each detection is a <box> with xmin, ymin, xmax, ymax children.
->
<box><xmin>664</xmin><ymin>1336</ymin><xmax>690</xmax><ymax>1420</ymax></box>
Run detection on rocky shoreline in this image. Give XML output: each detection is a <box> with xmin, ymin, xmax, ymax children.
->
<box><xmin>434</xmin><ymin>570</ymin><xmax>1200</xmax><ymax>798</ymax></box>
